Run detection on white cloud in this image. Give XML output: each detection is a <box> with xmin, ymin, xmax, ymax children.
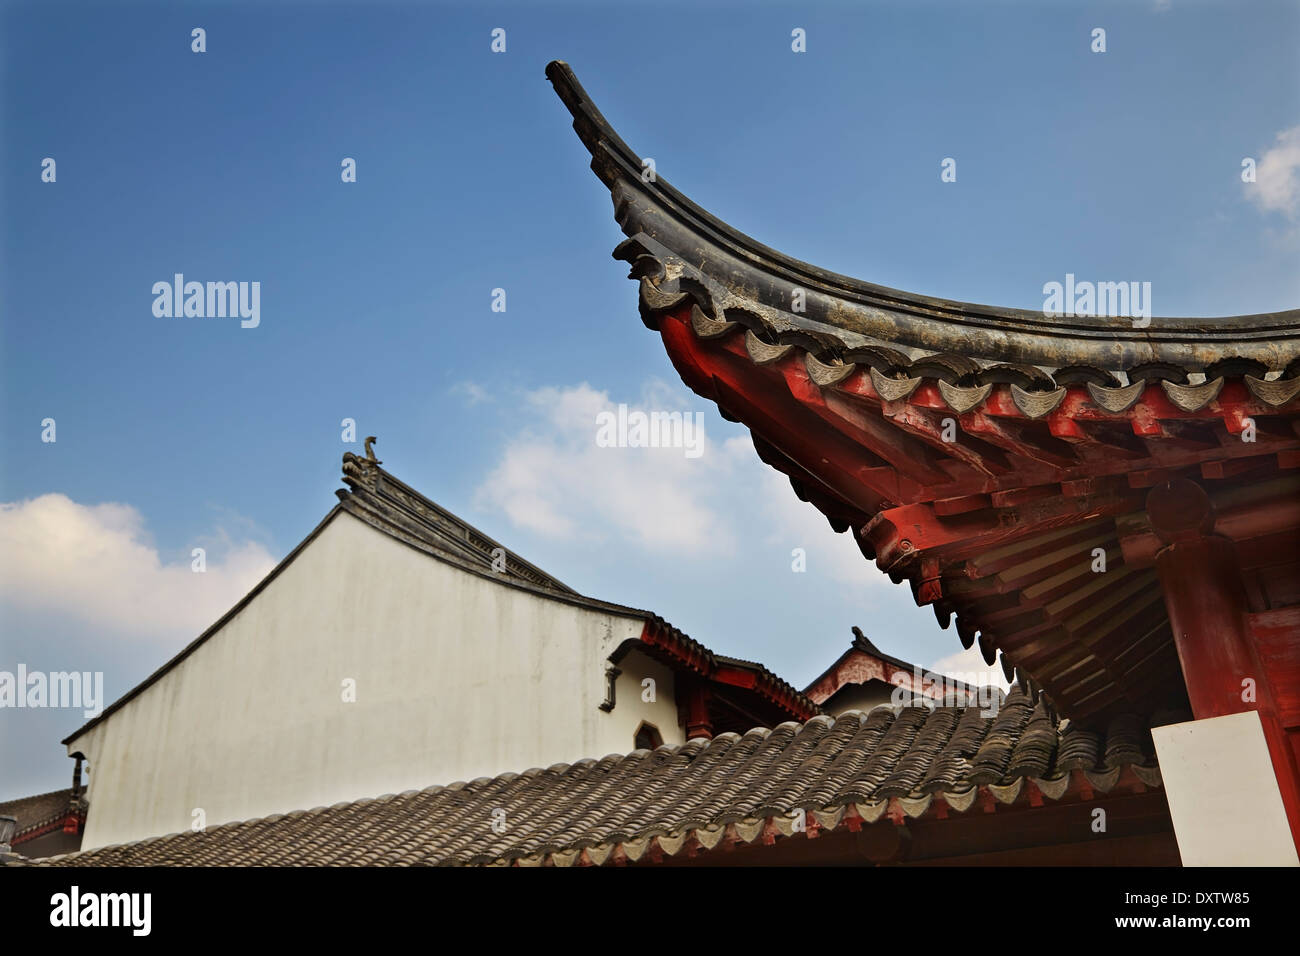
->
<box><xmin>451</xmin><ymin>381</ymin><xmax>491</xmax><ymax>406</ymax></box>
<box><xmin>475</xmin><ymin>380</ymin><xmax>897</xmax><ymax>601</ymax></box>
<box><xmin>1248</xmin><ymin>125</ymin><xmax>1300</xmax><ymax>219</ymax></box>
<box><xmin>750</xmin><ymin>462</ymin><xmax>893</xmax><ymax>589</ymax></box>
<box><xmin>0</xmin><ymin>494</ymin><xmax>276</xmax><ymax>642</ymax></box>
<box><xmin>931</xmin><ymin>642</ymin><xmax>1012</xmax><ymax>692</ymax></box>
<box><xmin>476</xmin><ymin>382</ymin><xmax>746</xmax><ymax>553</ymax></box>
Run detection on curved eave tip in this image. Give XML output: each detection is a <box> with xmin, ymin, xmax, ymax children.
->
<box><xmin>546</xmin><ymin>60</ymin><xmax>592</xmax><ymax>109</ymax></box>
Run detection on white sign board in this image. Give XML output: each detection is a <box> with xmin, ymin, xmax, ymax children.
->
<box><xmin>1151</xmin><ymin>710</ymin><xmax>1299</xmax><ymax>866</ymax></box>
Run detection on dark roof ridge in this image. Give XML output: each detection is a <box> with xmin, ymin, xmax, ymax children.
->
<box><xmin>0</xmin><ymin>786</ymin><xmax>73</xmax><ymax>811</ymax></box>
<box><xmin>340</xmin><ymin>450</ymin><xmax>575</xmax><ymax>593</ymax></box>
<box><xmin>849</xmin><ymin>625</ymin><xmax>892</xmax><ymax>661</ymax></box>
<box><xmin>803</xmin><ymin>627</ymin><xmax>987</xmax><ymax>700</ymax></box>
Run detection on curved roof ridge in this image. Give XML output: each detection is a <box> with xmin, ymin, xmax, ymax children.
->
<box><xmin>546</xmin><ymin>60</ymin><xmax>1300</xmax><ymax>374</ymax></box>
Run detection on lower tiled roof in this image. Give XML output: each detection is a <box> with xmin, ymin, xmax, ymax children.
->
<box><xmin>26</xmin><ymin>689</ymin><xmax>1167</xmax><ymax>867</ymax></box>
<box><xmin>0</xmin><ymin>788</ymin><xmax>83</xmax><ymax>839</ymax></box>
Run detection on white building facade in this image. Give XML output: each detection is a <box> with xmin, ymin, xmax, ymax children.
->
<box><xmin>66</xmin><ymin>451</ymin><xmax>778</xmax><ymax>850</ymax></box>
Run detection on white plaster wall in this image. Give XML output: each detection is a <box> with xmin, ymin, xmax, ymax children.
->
<box><xmin>71</xmin><ymin>512</ymin><xmax>681</xmax><ymax>849</ymax></box>
<box><xmin>611</xmin><ymin>649</ymin><xmax>680</xmax><ymax>746</ymax></box>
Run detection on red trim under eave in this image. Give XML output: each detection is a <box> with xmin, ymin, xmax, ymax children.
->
<box><xmin>712</xmin><ymin>666</ymin><xmax>758</xmax><ymax>690</ymax></box>
<box><xmin>637</xmin><ymin>620</ymin><xmax>820</xmax><ymax>721</ymax></box>
<box><xmin>14</xmin><ymin>812</ymin><xmax>84</xmax><ymax>845</ymax></box>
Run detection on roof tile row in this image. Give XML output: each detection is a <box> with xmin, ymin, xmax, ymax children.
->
<box><xmin>27</xmin><ymin>689</ymin><xmax>1168</xmax><ymax>867</ymax></box>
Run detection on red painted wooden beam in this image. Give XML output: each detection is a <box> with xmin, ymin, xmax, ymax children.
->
<box><xmin>683</xmin><ymin>679</ymin><xmax>714</xmax><ymax>740</ymax></box>
<box><xmin>1147</xmin><ymin>478</ymin><xmax>1300</xmax><ymax>851</ymax></box>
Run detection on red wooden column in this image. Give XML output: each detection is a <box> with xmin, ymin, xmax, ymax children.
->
<box><xmin>682</xmin><ymin>679</ymin><xmax>714</xmax><ymax>740</ymax></box>
<box><xmin>1147</xmin><ymin>478</ymin><xmax>1300</xmax><ymax>849</ymax></box>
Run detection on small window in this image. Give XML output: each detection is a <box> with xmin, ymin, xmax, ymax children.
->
<box><xmin>634</xmin><ymin>722</ymin><xmax>663</xmax><ymax>751</ymax></box>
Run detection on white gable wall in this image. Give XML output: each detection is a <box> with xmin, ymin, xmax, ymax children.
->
<box><xmin>69</xmin><ymin>511</ymin><xmax>681</xmax><ymax>850</ymax></box>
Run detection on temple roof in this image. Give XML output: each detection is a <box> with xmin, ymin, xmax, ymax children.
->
<box><xmin>546</xmin><ymin>60</ymin><xmax>1300</xmax><ymax>413</ymax></box>
<box><xmin>804</xmin><ymin>627</ymin><xmax>984</xmax><ymax>707</ymax></box>
<box><xmin>548</xmin><ymin>63</ymin><xmax>1300</xmax><ymax>729</ymax></box>
<box><xmin>0</xmin><ymin>788</ymin><xmax>83</xmax><ymax>842</ymax></box>
<box><xmin>22</xmin><ymin>688</ymin><xmax>1168</xmax><ymax>867</ymax></box>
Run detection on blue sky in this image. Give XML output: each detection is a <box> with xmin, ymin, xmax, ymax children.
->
<box><xmin>2</xmin><ymin>0</ymin><xmax>1297</xmax><ymax>800</ymax></box>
